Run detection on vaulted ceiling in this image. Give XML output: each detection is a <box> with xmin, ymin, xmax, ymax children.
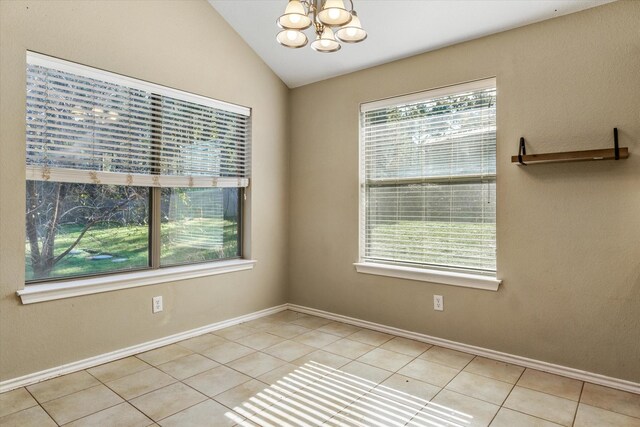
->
<box><xmin>209</xmin><ymin>0</ymin><xmax>613</xmax><ymax>88</ymax></box>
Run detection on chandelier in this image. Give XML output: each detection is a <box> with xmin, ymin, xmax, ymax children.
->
<box><xmin>276</xmin><ymin>0</ymin><xmax>367</xmax><ymax>53</ymax></box>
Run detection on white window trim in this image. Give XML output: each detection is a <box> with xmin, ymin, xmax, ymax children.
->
<box><xmin>353</xmin><ymin>262</ymin><xmax>501</xmax><ymax>291</ymax></box>
<box><xmin>17</xmin><ymin>259</ymin><xmax>256</xmax><ymax>304</ymax></box>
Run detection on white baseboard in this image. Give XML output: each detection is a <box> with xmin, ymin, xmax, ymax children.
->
<box><xmin>2</xmin><ymin>302</ymin><xmax>638</xmax><ymax>395</ymax></box>
<box><xmin>287</xmin><ymin>304</ymin><xmax>640</xmax><ymax>394</ymax></box>
<box><xmin>0</xmin><ymin>304</ymin><xmax>287</xmax><ymax>394</ymax></box>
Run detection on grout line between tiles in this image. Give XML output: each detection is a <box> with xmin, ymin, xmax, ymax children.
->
<box><xmin>571</xmin><ymin>381</ymin><xmax>586</xmax><ymax>426</ymax></box>
<box><xmin>22</xmin><ymin>386</ymin><xmax>60</xmax><ymax>427</ymax></box>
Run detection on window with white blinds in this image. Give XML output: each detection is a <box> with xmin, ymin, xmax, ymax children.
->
<box><xmin>24</xmin><ymin>52</ymin><xmax>249</xmax><ymax>283</ymax></box>
<box><xmin>360</xmin><ymin>78</ymin><xmax>496</xmax><ymax>275</ymax></box>
<box><xmin>26</xmin><ymin>52</ymin><xmax>250</xmax><ymax>188</ymax></box>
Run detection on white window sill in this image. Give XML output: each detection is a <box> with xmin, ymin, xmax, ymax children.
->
<box><xmin>17</xmin><ymin>259</ymin><xmax>257</xmax><ymax>304</ymax></box>
<box><xmin>353</xmin><ymin>262</ymin><xmax>501</xmax><ymax>291</ymax></box>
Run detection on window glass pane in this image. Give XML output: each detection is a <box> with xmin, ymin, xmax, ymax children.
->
<box><xmin>25</xmin><ymin>181</ymin><xmax>150</xmax><ymax>281</ymax></box>
<box><xmin>160</xmin><ymin>187</ymin><xmax>240</xmax><ymax>266</ymax></box>
<box><xmin>365</xmin><ymin>181</ymin><xmax>496</xmax><ymax>271</ymax></box>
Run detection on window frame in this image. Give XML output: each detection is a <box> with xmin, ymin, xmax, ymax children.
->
<box><xmin>355</xmin><ymin>78</ymin><xmax>501</xmax><ymax>291</ymax></box>
<box><xmin>19</xmin><ymin>52</ymin><xmax>255</xmax><ymax>302</ymax></box>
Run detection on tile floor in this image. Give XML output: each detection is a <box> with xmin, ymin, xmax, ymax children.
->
<box><xmin>1</xmin><ymin>310</ymin><xmax>639</xmax><ymax>426</ymax></box>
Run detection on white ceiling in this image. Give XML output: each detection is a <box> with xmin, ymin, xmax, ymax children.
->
<box><xmin>209</xmin><ymin>0</ymin><xmax>613</xmax><ymax>88</ymax></box>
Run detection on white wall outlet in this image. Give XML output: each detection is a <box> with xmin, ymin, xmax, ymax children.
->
<box><xmin>433</xmin><ymin>295</ymin><xmax>444</xmax><ymax>311</ymax></box>
<box><xmin>152</xmin><ymin>296</ymin><xmax>163</xmax><ymax>313</ymax></box>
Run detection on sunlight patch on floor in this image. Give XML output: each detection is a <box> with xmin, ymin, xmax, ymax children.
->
<box><xmin>224</xmin><ymin>360</ymin><xmax>474</xmax><ymax>426</ymax></box>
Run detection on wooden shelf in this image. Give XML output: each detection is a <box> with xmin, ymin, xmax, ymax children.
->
<box><xmin>513</xmin><ymin>128</ymin><xmax>629</xmax><ymax>165</ymax></box>
<box><xmin>511</xmin><ymin>147</ymin><xmax>629</xmax><ymax>164</ymax></box>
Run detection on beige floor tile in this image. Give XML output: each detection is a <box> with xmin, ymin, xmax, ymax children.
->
<box><xmin>201</xmin><ymin>341</ymin><xmax>255</xmax><ymax>364</ymax></box>
<box><xmin>294</xmin><ymin>330</ymin><xmax>343</xmax><ymax>348</ymax></box>
<box><xmin>374</xmin><ymin>373</ymin><xmax>440</xmax><ymax>407</ymax></box>
<box><xmin>416</xmin><ymin>389</ymin><xmax>500</xmax><ymax>427</ymax></box>
<box><xmin>298</xmin><ymin>373</ymin><xmax>367</xmax><ymax>414</ymax></box>
<box><xmin>293</xmin><ymin>349</ymin><xmax>352</xmax><ymax>370</ymax></box>
<box><xmin>228</xmin><ymin>352</ymin><xmax>287</xmax><ymax>378</ymax></box>
<box><xmin>0</xmin><ymin>387</ymin><xmax>37</xmax><ymax>418</ymax></box>
<box><xmin>136</xmin><ymin>344</ymin><xmax>193</xmax><ymax>366</ymax></box>
<box><xmin>256</xmin><ymin>363</ymin><xmax>302</xmax><ymax>386</ymax></box>
<box><xmin>419</xmin><ymin>346</ymin><xmax>475</xmax><ymax>370</ymax></box>
<box><xmin>264</xmin><ymin>323</ymin><xmax>310</xmax><ymax>339</ymax></box>
<box><xmin>398</xmin><ymin>358</ymin><xmax>460</xmax><ymax>387</ymax></box>
<box><xmin>290</xmin><ymin>315</ymin><xmax>333</xmax><ymax>329</ymax></box>
<box><xmin>490</xmin><ymin>407</ymin><xmax>563</xmax><ymax>427</ymax></box>
<box><xmin>263</xmin><ymin>340</ymin><xmax>316</xmax><ymax>362</ymax></box>
<box><xmin>42</xmin><ymin>384</ymin><xmax>123</xmax><ymax>425</ymax></box>
<box><xmin>323</xmin><ymin>338</ymin><xmax>375</xmax><ymax>359</ymax></box>
<box><xmin>0</xmin><ymin>405</ymin><xmax>57</xmax><ymax>427</ymax></box>
<box><xmin>65</xmin><ymin>402</ymin><xmax>152</xmax><ymax>427</ymax></box>
<box><xmin>332</xmin><ymin>361</ymin><xmax>393</xmax><ymax>390</ymax></box>
<box><xmin>260</xmin><ymin>364</ymin><xmax>323</xmax><ymax>398</ymax></box>
<box><xmin>348</xmin><ymin>329</ymin><xmax>393</xmax><ymax>346</ymax></box>
<box><xmin>446</xmin><ymin>371</ymin><xmax>513</xmax><ymax>405</ymax></box>
<box><xmin>317</xmin><ymin>322</ymin><xmax>361</xmax><ymax>338</ymax></box>
<box><xmin>517</xmin><ymin>369</ymin><xmax>583</xmax><ymax>401</ymax></box>
<box><xmin>214</xmin><ymin>379</ymin><xmax>275</xmax><ymax>417</ymax></box>
<box><xmin>157</xmin><ymin>353</ymin><xmax>219</xmax><ymax>380</ymax></box>
<box><xmin>267</xmin><ymin>382</ymin><xmax>353</xmax><ymax>425</ymax></box>
<box><xmin>463</xmin><ymin>357</ymin><xmax>524</xmax><ymax>384</ymax></box>
<box><xmin>298</xmin><ymin>359</ymin><xmax>342</xmax><ymax>383</ymax></box>
<box><xmin>87</xmin><ymin>356</ymin><xmax>151</xmax><ymax>383</ymax></box>
<box><xmin>214</xmin><ymin>325</ymin><xmax>257</xmax><ymax>341</ymax></box>
<box><xmin>335</xmin><ymin>391</ymin><xmax>420</xmax><ymax>426</ymax></box>
<box><xmin>177</xmin><ymin>333</ymin><xmax>228</xmax><ymax>353</ymax></box>
<box><xmin>242</xmin><ymin>318</ymin><xmax>286</xmax><ymax>331</ymax></box>
<box><xmin>236</xmin><ymin>332</ymin><xmax>285</xmax><ymax>350</ymax></box>
<box><xmin>356</xmin><ymin>347</ymin><xmax>414</xmax><ymax>372</ymax></box>
<box><xmin>106</xmin><ymin>367</ymin><xmax>176</xmax><ymax>400</ymax></box>
<box><xmin>573</xmin><ymin>403</ymin><xmax>640</xmax><ymax>427</ymax></box>
<box><xmin>130</xmin><ymin>382</ymin><xmax>206</xmax><ymax>421</ymax></box>
<box><xmin>159</xmin><ymin>400</ymin><xmax>242</xmax><ymax>427</ymax></box>
<box><xmin>183</xmin><ymin>365</ymin><xmax>251</xmax><ymax>398</ymax></box>
<box><xmin>380</xmin><ymin>337</ymin><xmax>431</xmax><ymax>357</ymax></box>
<box><xmin>265</xmin><ymin>310</ymin><xmax>308</xmax><ymax>323</ymax></box>
<box><xmin>581</xmin><ymin>382</ymin><xmax>640</xmax><ymax>418</ymax></box>
<box><xmin>503</xmin><ymin>386</ymin><xmax>578</xmax><ymax>426</ymax></box>
<box><xmin>26</xmin><ymin>370</ymin><xmax>100</xmax><ymax>403</ymax></box>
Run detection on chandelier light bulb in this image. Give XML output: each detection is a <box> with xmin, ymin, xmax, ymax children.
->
<box><xmin>335</xmin><ymin>11</ymin><xmax>367</xmax><ymax>43</ymax></box>
<box><xmin>318</xmin><ymin>0</ymin><xmax>352</xmax><ymax>26</ymax></box>
<box><xmin>311</xmin><ymin>27</ymin><xmax>341</xmax><ymax>53</ymax></box>
<box><xmin>276</xmin><ymin>29</ymin><xmax>308</xmax><ymax>48</ymax></box>
<box><xmin>277</xmin><ymin>0</ymin><xmax>311</xmax><ymax>30</ymax></box>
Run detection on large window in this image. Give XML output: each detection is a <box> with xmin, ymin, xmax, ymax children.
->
<box><xmin>360</xmin><ymin>79</ymin><xmax>496</xmax><ymax>275</ymax></box>
<box><xmin>25</xmin><ymin>52</ymin><xmax>249</xmax><ymax>282</ymax></box>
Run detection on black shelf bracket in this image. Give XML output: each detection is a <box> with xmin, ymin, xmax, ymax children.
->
<box><xmin>518</xmin><ymin>137</ymin><xmax>527</xmax><ymax>165</ymax></box>
<box><xmin>614</xmin><ymin>127</ymin><xmax>619</xmax><ymax>160</ymax></box>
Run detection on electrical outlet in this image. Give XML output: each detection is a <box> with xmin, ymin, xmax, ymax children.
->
<box><xmin>152</xmin><ymin>296</ymin><xmax>163</xmax><ymax>313</ymax></box>
<box><xmin>433</xmin><ymin>295</ymin><xmax>444</xmax><ymax>311</ymax></box>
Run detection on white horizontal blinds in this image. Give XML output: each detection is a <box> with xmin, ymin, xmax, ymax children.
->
<box><xmin>26</xmin><ymin>53</ymin><xmax>250</xmax><ymax>188</ymax></box>
<box><xmin>362</xmin><ymin>79</ymin><xmax>496</xmax><ymax>273</ymax></box>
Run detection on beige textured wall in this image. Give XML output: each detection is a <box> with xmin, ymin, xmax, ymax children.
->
<box><xmin>0</xmin><ymin>0</ymin><xmax>289</xmax><ymax>381</ymax></box>
<box><xmin>289</xmin><ymin>1</ymin><xmax>640</xmax><ymax>382</ymax></box>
